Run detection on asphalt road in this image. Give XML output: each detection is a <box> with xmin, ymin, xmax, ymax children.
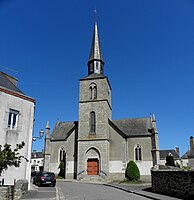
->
<box><xmin>57</xmin><ymin>181</ymin><xmax>150</xmax><ymax>200</ymax></box>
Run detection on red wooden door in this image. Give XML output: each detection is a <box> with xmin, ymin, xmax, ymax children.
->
<box><xmin>87</xmin><ymin>159</ymin><xmax>99</xmax><ymax>175</ymax></box>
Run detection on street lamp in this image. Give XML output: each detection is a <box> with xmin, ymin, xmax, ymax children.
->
<box><xmin>32</xmin><ymin>129</ymin><xmax>44</xmax><ymax>141</ymax></box>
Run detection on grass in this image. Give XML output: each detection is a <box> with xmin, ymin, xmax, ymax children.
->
<box><xmin>119</xmin><ymin>179</ymin><xmax>145</xmax><ymax>184</ymax></box>
<box><xmin>55</xmin><ymin>176</ymin><xmax>64</xmax><ymax>179</ymax></box>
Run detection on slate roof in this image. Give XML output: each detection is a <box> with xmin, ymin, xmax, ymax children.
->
<box><xmin>0</xmin><ymin>71</ymin><xmax>24</xmax><ymax>94</ymax></box>
<box><xmin>181</xmin><ymin>150</ymin><xmax>189</xmax><ymax>159</ymax></box>
<box><xmin>80</xmin><ymin>73</ymin><xmax>105</xmax><ymax>80</ymax></box>
<box><xmin>111</xmin><ymin>117</ymin><xmax>152</xmax><ymax>137</ymax></box>
<box><xmin>51</xmin><ymin>117</ymin><xmax>153</xmax><ymax>140</ymax></box>
<box><xmin>88</xmin><ymin>21</ymin><xmax>104</xmax><ymax>63</ymax></box>
<box><xmin>159</xmin><ymin>150</ymin><xmax>180</xmax><ymax>160</ymax></box>
<box><xmin>51</xmin><ymin>121</ymin><xmax>78</xmax><ymax>141</ymax></box>
<box><xmin>181</xmin><ymin>149</ymin><xmax>194</xmax><ymax>159</ymax></box>
<box><xmin>31</xmin><ymin>151</ymin><xmax>44</xmax><ymax>159</ymax></box>
<box><xmin>188</xmin><ymin>150</ymin><xmax>194</xmax><ymax>158</ymax></box>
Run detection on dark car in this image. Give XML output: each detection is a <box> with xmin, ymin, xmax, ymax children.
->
<box><xmin>33</xmin><ymin>171</ymin><xmax>56</xmax><ymax>187</ymax></box>
<box><xmin>31</xmin><ymin>171</ymin><xmax>37</xmax><ymax>177</ymax></box>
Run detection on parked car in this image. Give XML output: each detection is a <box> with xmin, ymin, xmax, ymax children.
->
<box><xmin>33</xmin><ymin>171</ymin><xmax>56</xmax><ymax>187</ymax></box>
<box><xmin>31</xmin><ymin>171</ymin><xmax>38</xmax><ymax>177</ymax></box>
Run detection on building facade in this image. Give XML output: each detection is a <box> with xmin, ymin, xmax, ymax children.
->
<box><xmin>31</xmin><ymin>151</ymin><xmax>44</xmax><ymax>172</ymax></box>
<box><xmin>45</xmin><ymin>22</ymin><xmax>160</xmax><ymax>182</ymax></box>
<box><xmin>181</xmin><ymin>136</ymin><xmax>194</xmax><ymax>169</ymax></box>
<box><xmin>0</xmin><ymin>71</ymin><xmax>35</xmax><ymax>186</ymax></box>
<box><xmin>159</xmin><ymin>148</ymin><xmax>181</xmax><ymax>167</ymax></box>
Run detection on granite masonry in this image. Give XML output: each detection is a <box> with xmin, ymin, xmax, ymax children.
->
<box><xmin>151</xmin><ymin>165</ymin><xmax>194</xmax><ymax>199</ymax></box>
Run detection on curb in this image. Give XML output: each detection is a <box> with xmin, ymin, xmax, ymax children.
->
<box><xmin>56</xmin><ymin>187</ymin><xmax>65</xmax><ymax>200</ymax></box>
<box><xmin>104</xmin><ymin>184</ymin><xmax>160</xmax><ymax>200</ymax></box>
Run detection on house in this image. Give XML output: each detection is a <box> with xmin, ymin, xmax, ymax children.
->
<box><xmin>31</xmin><ymin>151</ymin><xmax>44</xmax><ymax>172</ymax></box>
<box><xmin>0</xmin><ymin>70</ymin><xmax>35</xmax><ymax>186</ymax></box>
<box><xmin>181</xmin><ymin>136</ymin><xmax>194</xmax><ymax>169</ymax></box>
<box><xmin>44</xmin><ymin>21</ymin><xmax>160</xmax><ymax>182</ymax></box>
<box><xmin>159</xmin><ymin>148</ymin><xmax>181</xmax><ymax>166</ymax></box>
<box><xmin>181</xmin><ymin>150</ymin><xmax>189</xmax><ymax>167</ymax></box>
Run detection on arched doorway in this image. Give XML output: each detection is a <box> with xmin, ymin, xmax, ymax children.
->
<box><xmin>87</xmin><ymin>158</ymin><xmax>99</xmax><ymax>175</ymax></box>
<box><xmin>86</xmin><ymin>147</ymin><xmax>100</xmax><ymax>176</ymax></box>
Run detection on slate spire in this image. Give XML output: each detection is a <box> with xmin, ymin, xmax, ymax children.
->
<box><xmin>87</xmin><ymin>18</ymin><xmax>104</xmax><ymax>75</ymax></box>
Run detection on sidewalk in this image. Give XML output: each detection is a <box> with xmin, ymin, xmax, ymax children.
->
<box><xmin>106</xmin><ymin>182</ymin><xmax>182</xmax><ymax>200</ymax></box>
<box><xmin>21</xmin><ymin>181</ymin><xmax>59</xmax><ymax>200</ymax></box>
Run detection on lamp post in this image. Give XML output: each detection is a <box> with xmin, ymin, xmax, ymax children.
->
<box><xmin>32</xmin><ymin>129</ymin><xmax>44</xmax><ymax>141</ymax></box>
<box><xmin>32</xmin><ymin>129</ymin><xmax>45</xmax><ymax>172</ymax></box>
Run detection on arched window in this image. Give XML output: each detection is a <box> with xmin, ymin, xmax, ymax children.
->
<box><xmin>59</xmin><ymin>147</ymin><xmax>66</xmax><ymax>162</ymax></box>
<box><xmin>89</xmin><ymin>84</ymin><xmax>97</xmax><ymax>100</ymax></box>
<box><xmin>135</xmin><ymin>144</ymin><xmax>142</xmax><ymax>161</ymax></box>
<box><xmin>90</xmin><ymin>86</ymin><xmax>93</xmax><ymax>99</ymax></box>
<box><xmin>93</xmin><ymin>86</ymin><xmax>97</xmax><ymax>99</ymax></box>
<box><xmin>90</xmin><ymin>111</ymin><xmax>96</xmax><ymax>133</ymax></box>
<box><xmin>90</xmin><ymin>63</ymin><xmax>94</xmax><ymax>73</ymax></box>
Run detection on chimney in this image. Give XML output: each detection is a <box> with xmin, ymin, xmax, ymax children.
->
<box><xmin>175</xmin><ymin>146</ymin><xmax>180</xmax><ymax>156</ymax></box>
<box><xmin>150</xmin><ymin>113</ymin><xmax>156</xmax><ymax>122</ymax></box>
<box><xmin>190</xmin><ymin>136</ymin><xmax>194</xmax><ymax>151</ymax></box>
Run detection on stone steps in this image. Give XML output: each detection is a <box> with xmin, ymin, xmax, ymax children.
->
<box><xmin>80</xmin><ymin>175</ymin><xmax>107</xmax><ymax>183</ymax></box>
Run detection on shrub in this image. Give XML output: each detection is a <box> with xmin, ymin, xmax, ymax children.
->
<box><xmin>0</xmin><ymin>142</ymin><xmax>27</xmax><ymax>176</ymax></box>
<box><xmin>125</xmin><ymin>160</ymin><xmax>140</xmax><ymax>181</ymax></box>
<box><xmin>58</xmin><ymin>161</ymin><xmax>65</xmax><ymax>178</ymax></box>
<box><xmin>182</xmin><ymin>166</ymin><xmax>191</xmax><ymax>171</ymax></box>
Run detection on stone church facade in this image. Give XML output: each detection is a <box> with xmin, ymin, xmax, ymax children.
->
<box><xmin>45</xmin><ymin>21</ymin><xmax>160</xmax><ymax>182</ymax></box>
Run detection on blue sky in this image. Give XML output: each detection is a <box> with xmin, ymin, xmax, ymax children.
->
<box><xmin>0</xmin><ymin>0</ymin><xmax>193</xmax><ymax>156</ymax></box>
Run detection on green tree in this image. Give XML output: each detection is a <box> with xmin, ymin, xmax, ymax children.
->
<box><xmin>58</xmin><ymin>161</ymin><xmax>65</xmax><ymax>178</ymax></box>
<box><xmin>125</xmin><ymin>160</ymin><xmax>140</xmax><ymax>181</ymax></box>
<box><xmin>165</xmin><ymin>154</ymin><xmax>175</xmax><ymax>167</ymax></box>
<box><xmin>0</xmin><ymin>141</ymin><xmax>28</xmax><ymax>176</ymax></box>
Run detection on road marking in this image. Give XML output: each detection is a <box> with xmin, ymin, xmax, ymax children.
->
<box><xmin>57</xmin><ymin>187</ymin><xmax>65</xmax><ymax>200</ymax></box>
<box><xmin>22</xmin><ymin>199</ymin><xmax>56</xmax><ymax>200</ymax></box>
<box><xmin>56</xmin><ymin>187</ymin><xmax>59</xmax><ymax>200</ymax></box>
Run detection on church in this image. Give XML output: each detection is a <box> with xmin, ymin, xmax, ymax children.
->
<box><xmin>44</xmin><ymin>21</ymin><xmax>160</xmax><ymax>182</ymax></box>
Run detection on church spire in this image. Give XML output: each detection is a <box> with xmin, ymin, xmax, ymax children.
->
<box><xmin>88</xmin><ymin>14</ymin><xmax>104</xmax><ymax>75</ymax></box>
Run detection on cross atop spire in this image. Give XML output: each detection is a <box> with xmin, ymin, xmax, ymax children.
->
<box><xmin>94</xmin><ymin>9</ymin><xmax>97</xmax><ymax>24</ymax></box>
<box><xmin>87</xmin><ymin>14</ymin><xmax>104</xmax><ymax>75</ymax></box>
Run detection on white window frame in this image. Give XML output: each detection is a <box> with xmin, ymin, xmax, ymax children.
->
<box><xmin>59</xmin><ymin>146</ymin><xmax>66</xmax><ymax>162</ymax></box>
<box><xmin>8</xmin><ymin>109</ymin><xmax>19</xmax><ymax>130</ymax></box>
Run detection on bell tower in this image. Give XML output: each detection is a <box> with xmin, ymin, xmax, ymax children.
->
<box><xmin>77</xmin><ymin>20</ymin><xmax>111</xmax><ymax>181</ymax></box>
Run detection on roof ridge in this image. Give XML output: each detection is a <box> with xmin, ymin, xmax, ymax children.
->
<box><xmin>0</xmin><ymin>71</ymin><xmax>24</xmax><ymax>94</ymax></box>
<box><xmin>113</xmin><ymin>117</ymin><xmax>150</xmax><ymax>121</ymax></box>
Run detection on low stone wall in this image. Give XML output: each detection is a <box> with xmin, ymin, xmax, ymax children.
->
<box><xmin>151</xmin><ymin>165</ymin><xmax>194</xmax><ymax>199</ymax></box>
<box><xmin>0</xmin><ymin>186</ymin><xmax>8</xmax><ymax>200</ymax></box>
<box><xmin>14</xmin><ymin>179</ymin><xmax>28</xmax><ymax>200</ymax></box>
<box><xmin>0</xmin><ymin>179</ymin><xmax>28</xmax><ymax>200</ymax></box>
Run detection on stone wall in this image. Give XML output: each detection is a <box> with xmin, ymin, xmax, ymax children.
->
<box><xmin>0</xmin><ymin>186</ymin><xmax>8</xmax><ymax>200</ymax></box>
<box><xmin>151</xmin><ymin>165</ymin><xmax>194</xmax><ymax>199</ymax></box>
<box><xmin>0</xmin><ymin>179</ymin><xmax>28</xmax><ymax>200</ymax></box>
<box><xmin>14</xmin><ymin>179</ymin><xmax>28</xmax><ymax>200</ymax></box>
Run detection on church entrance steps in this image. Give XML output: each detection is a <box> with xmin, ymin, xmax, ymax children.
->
<box><xmin>80</xmin><ymin>175</ymin><xmax>107</xmax><ymax>184</ymax></box>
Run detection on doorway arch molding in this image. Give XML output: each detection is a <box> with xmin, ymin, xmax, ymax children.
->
<box><xmin>85</xmin><ymin>147</ymin><xmax>101</xmax><ymax>175</ymax></box>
